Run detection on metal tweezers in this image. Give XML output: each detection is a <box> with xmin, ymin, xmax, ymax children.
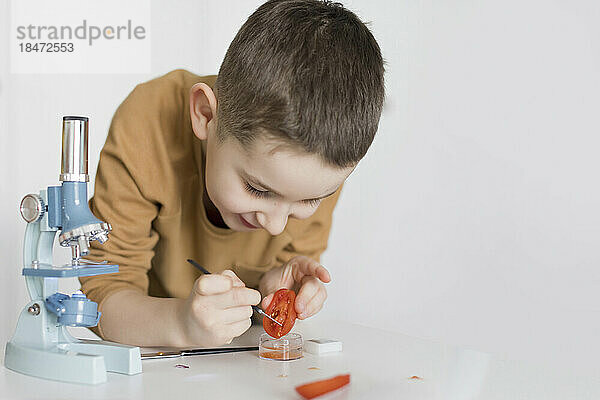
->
<box><xmin>141</xmin><ymin>346</ymin><xmax>259</xmax><ymax>360</ymax></box>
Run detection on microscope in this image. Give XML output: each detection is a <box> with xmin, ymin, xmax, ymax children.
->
<box><xmin>4</xmin><ymin>116</ymin><xmax>142</xmax><ymax>384</ymax></box>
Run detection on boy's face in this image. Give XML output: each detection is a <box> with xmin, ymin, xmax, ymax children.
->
<box><xmin>203</xmin><ymin>130</ymin><xmax>354</xmax><ymax>236</ymax></box>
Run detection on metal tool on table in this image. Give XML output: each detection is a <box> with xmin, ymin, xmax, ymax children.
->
<box><xmin>4</xmin><ymin>116</ymin><xmax>142</xmax><ymax>385</ymax></box>
<box><xmin>186</xmin><ymin>259</ymin><xmax>283</xmax><ymax>327</ymax></box>
<box><xmin>142</xmin><ymin>346</ymin><xmax>259</xmax><ymax>360</ymax></box>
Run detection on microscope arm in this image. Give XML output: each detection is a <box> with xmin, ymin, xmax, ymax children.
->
<box><xmin>22</xmin><ymin>216</ymin><xmax>58</xmax><ymax>301</ymax></box>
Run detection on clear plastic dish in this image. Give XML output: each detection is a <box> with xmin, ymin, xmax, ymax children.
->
<box><xmin>258</xmin><ymin>332</ymin><xmax>303</xmax><ymax>361</ymax></box>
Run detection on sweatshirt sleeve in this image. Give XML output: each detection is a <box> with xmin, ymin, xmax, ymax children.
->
<box><xmin>79</xmin><ymin>83</ymin><xmax>167</xmax><ymax>338</ymax></box>
<box><xmin>274</xmin><ymin>185</ymin><xmax>344</xmax><ymax>265</ymax></box>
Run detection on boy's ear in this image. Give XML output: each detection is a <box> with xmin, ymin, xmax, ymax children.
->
<box><xmin>189</xmin><ymin>83</ymin><xmax>218</xmax><ymax>140</ymax></box>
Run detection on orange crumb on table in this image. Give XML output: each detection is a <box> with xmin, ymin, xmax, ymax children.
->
<box><xmin>408</xmin><ymin>376</ymin><xmax>424</xmax><ymax>380</ymax></box>
<box><xmin>308</xmin><ymin>367</ymin><xmax>320</xmax><ymax>370</ymax></box>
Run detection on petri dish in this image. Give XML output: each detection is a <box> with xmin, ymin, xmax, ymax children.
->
<box><xmin>259</xmin><ymin>332</ymin><xmax>303</xmax><ymax>361</ymax></box>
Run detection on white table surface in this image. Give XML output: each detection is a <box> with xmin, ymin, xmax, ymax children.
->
<box><xmin>2</xmin><ymin>317</ymin><xmax>599</xmax><ymax>399</ymax></box>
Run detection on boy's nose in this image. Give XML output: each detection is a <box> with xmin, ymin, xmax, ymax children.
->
<box><xmin>256</xmin><ymin>211</ymin><xmax>288</xmax><ymax>236</ymax></box>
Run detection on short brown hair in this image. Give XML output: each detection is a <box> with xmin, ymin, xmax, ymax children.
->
<box><xmin>215</xmin><ymin>0</ymin><xmax>385</xmax><ymax>167</ymax></box>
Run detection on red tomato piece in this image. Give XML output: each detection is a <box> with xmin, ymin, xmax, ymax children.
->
<box><xmin>263</xmin><ymin>288</ymin><xmax>297</xmax><ymax>338</ymax></box>
<box><xmin>295</xmin><ymin>374</ymin><xmax>351</xmax><ymax>399</ymax></box>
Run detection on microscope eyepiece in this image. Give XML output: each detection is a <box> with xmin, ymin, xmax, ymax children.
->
<box><xmin>60</xmin><ymin>116</ymin><xmax>89</xmax><ymax>182</ymax></box>
<box><xmin>62</xmin><ymin>116</ymin><xmax>89</xmax><ymax>122</ymax></box>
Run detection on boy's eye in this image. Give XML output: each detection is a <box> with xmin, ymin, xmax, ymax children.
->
<box><xmin>245</xmin><ymin>181</ymin><xmax>321</xmax><ymax>207</ymax></box>
<box><xmin>303</xmin><ymin>198</ymin><xmax>322</xmax><ymax>207</ymax></box>
<box><xmin>245</xmin><ymin>182</ymin><xmax>270</xmax><ymax>198</ymax></box>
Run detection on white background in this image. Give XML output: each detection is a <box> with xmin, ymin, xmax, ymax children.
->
<box><xmin>1</xmin><ymin>0</ymin><xmax>599</xmax><ymax>374</ymax></box>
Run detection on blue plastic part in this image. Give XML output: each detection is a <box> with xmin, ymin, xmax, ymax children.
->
<box><xmin>45</xmin><ymin>293</ymin><xmax>69</xmax><ymax>315</ymax></box>
<box><xmin>22</xmin><ymin>264</ymin><xmax>119</xmax><ymax>277</ymax></box>
<box><xmin>61</xmin><ymin>182</ymin><xmax>104</xmax><ymax>233</ymax></box>
<box><xmin>47</xmin><ymin>186</ymin><xmax>62</xmax><ymax>228</ymax></box>
<box><xmin>45</xmin><ymin>292</ymin><xmax>100</xmax><ymax>327</ymax></box>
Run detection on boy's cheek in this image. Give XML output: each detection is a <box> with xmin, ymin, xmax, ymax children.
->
<box><xmin>208</xmin><ymin>181</ymin><xmax>249</xmax><ymax>214</ymax></box>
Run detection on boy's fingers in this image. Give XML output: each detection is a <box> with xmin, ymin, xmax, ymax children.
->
<box><xmin>318</xmin><ymin>266</ymin><xmax>332</xmax><ymax>283</ymax></box>
<box><xmin>261</xmin><ymin>293</ymin><xmax>274</xmax><ymax>310</ymax></box>
<box><xmin>299</xmin><ymin>286</ymin><xmax>327</xmax><ymax>319</ymax></box>
<box><xmin>221</xmin><ymin>305</ymin><xmax>253</xmax><ymax>324</ymax></box>
<box><xmin>293</xmin><ymin>259</ymin><xmax>331</xmax><ymax>284</ymax></box>
<box><xmin>226</xmin><ymin>318</ymin><xmax>253</xmax><ymax>339</ymax></box>
<box><xmin>221</xmin><ymin>269</ymin><xmax>246</xmax><ymax>287</ymax></box>
<box><xmin>194</xmin><ymin>275</ymin><xmax>233</xmax><ymax>296</ymax></box>
<box><xmin>217</xmin><ymin>287</ymin><xmax>261</xmax><ymax>309</ymax></box>
<box><xmin>295</xmin><ymin>276</ymin><xmax>321</xmax><ymax>315</ymax></box>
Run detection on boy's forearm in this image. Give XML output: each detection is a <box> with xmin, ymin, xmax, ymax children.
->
<box><xmin>98</xmin><ymin>289</ymin><xmax>188</xmax><ymax>348</ymax></box>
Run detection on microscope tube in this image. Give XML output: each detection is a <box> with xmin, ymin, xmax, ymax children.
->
<box><xmin>60</xmin><ymin>116</ymin><xmax>89</xmax><ymax>182</ymax></box>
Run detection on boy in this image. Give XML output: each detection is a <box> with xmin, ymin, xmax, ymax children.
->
<box><xmin>81</xmin><ymin>0</ymin><xmax>384</xmax><ymax>348</ymax></box>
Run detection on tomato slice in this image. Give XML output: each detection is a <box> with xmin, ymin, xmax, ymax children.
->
<box><xmin>263</xmin><ymin>288</ymin><xmax>297</xmax><ymax>338</ymax></box>
<box><xmin>295</xmin><ymin>374</ymin><xmax>351</xmax><ymax>399</ymax></box>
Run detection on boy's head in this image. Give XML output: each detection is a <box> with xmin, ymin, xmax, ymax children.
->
<box><xmin>190</xmin><ymin>0</ymin><xmax>385</xmax><ymax>235</ymax></box>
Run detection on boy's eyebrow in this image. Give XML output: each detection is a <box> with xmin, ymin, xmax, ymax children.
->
<box><xmin>245</xmin><ymin>173</ymin><xmax>338</xmax><ymax>201</ymax></box>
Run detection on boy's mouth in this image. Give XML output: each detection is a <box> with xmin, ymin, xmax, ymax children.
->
<box><xmin>239</xmin><ymin>214</ymin><xmax>259</xmax><ymax>229</ymax></box>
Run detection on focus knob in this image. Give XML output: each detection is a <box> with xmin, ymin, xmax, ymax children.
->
<box><xmin>20</xmin><ymin>194</ymin><xmax>45</xmax><ymax>223</ymax></box>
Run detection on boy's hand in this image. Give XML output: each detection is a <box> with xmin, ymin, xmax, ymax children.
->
<box><xmin>177</xmin><ymin>270</ymin><xmax>261</xmax><ymax>347</ymax></box>
<box><xmin>259</xmin><ymin>255</ymin><xmax>331</xmax><ymax>320</ymax></box>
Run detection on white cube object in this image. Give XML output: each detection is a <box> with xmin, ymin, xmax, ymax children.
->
<box><xmin>304</xmin><ymin>338</ymin><xmax>343</xmax><ymax>355</ymax></box>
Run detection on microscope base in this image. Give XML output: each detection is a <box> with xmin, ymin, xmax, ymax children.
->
<box><xmin>4</xmin><ymin>301</ymin><xmax>142</xmax><ymax>385</ymax></box>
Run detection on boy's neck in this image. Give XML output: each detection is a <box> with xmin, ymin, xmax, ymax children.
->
<box><xmin>202</xmin><ymin>183</ymin><xmax>229</xmax><ymax>229</ymax></box>
<box><xmin>199</xmin><ymin>138</ymin><xmax>229</xmax><ymax>229</ymax></box>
